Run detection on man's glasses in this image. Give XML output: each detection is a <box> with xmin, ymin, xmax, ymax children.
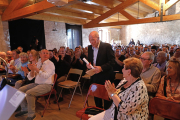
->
<box><xmin>140</xmin><ymin>57</ymin><xmax>150</xmax><ymax>61</ymax></box>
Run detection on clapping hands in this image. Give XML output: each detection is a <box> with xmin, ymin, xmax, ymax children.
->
<box><xmin>105</xmin><ymin>80</ymin><xmax>116</xmax><ymax>97</ymax></box>
<box><xmin>21</xmin><ymin>66</ymin><xmax>29</xmax><ymax>74</ymax></box>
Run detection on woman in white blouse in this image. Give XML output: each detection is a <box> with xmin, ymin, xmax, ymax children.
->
<box><xmin>89</xmin><ymin>57</ymin><xmax>149</xmax><ymax>120</ymax></box>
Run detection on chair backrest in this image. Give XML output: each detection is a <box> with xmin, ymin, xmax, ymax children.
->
<box><xmin>66</xmin><ymin>68</ymin><xmax>83</xmax><ymax>82</ymax></box>
<box><xmin>83</xmin><ymin>83</ymin><xmax>109</xmax><ymax>108</ymax></box>
<box><xmin>69</xmin><ymin>68</ymin><xmax>83</xmax><ymax>75</ymax></box>
<box><xmin>115</xmin><ymin>73</ymin><xmax>123</xmax><ymax>80</ymax></box>
<box><xmin>149</xmin><ymin>97</ymin><xmax>180</xmax><ymax>120</ymax></box>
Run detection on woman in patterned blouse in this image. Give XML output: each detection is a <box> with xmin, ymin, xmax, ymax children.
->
<box><xmin>156</xmin><ymin>58</ymin><xmax>180</xmax><ymax>102</ymax></box>
<box><xmin>89</xmin><ymin>57</ymin><xmax>149</xmax><ymax>120</ymax></box>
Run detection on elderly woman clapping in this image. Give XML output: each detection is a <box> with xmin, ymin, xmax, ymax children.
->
<box><xmin>89</xmin><ymin>57</ymin><xmax>149</xmax><ymax>120</ymax></box>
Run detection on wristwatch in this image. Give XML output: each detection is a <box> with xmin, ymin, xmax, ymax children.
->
<box><xmin>110</xmin><ymin>93</ymin><xmax>116</xmax><ymax>97</ymax></box>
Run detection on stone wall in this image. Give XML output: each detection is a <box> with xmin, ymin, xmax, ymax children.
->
<box><xmin>44</xmin><ymin>21</ymin><xmax>120</xmax><ymax>49</ymax></box>
<box><xmin>44</xmin><ymin>21</ymin><xmax>67</xmax><ymax>50</ymax></box>
<box><xmin>120</xmin><ymin>20</ymin><xmax>180</xmax><ymax>46</ymax></box>
<box><xmin>0</xmin><ymin>16</ymin><xmax>10</xmax><ymax>52</ymax></box>
<box><xmin>120</xmin><ymin>2</ymin><xmax>180</xmax><ymax>46</ymax></box>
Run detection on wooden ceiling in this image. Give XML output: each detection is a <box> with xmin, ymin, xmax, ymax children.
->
<box><xmin>0</xmin><ymin>0</ymin><xmax>180</xmax><ymax>28</ymax></box>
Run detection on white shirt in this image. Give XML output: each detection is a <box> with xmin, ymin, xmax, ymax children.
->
<box><xmin>92</xmin><ymin>41</ymin><xmax>100</xmax><ymax>66</ymax></box>
<box><xmin>27</xmin><ymin>59</ymin><xmax>55</xmax><ymax>84</ymax></box>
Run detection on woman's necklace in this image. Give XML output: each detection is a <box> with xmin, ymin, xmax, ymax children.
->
<box><xmin>169</xmin><ymin>78</ymin><xmax>180</xmax><ymax>96</ymax></box>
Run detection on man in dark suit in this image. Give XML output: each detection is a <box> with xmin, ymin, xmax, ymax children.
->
<box><xmin>87</xmin><ymin>31</ymin><xmax>115</xmax><ymax>109</ymax></box>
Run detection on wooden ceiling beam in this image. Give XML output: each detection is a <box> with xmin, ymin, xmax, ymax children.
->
<box><xmin>46</xmin><ymin>9</ymin><xmax>94</xmax><ymax>20</ymax></box>
<box><xmin>26</xmin><ymin>13</ymin><xmax>86</xmax><ymax>25</ymax></box>
<box><xmin>163</xmin><ymin>14</ymin><xmax>180</xmax><ymax>21</ymax></box>
<box><xmin>139</xmin><ymin>0</ymin><xmax>159</xmax><ymax>11</ymax></box>
<box><xmin>83</xmin><ymin>0</ymin><xmax>138</xmax><ymax>28</ymax></box>
<box><xmin>2</xmin><ymin>0</ymin><xmax>56</xmax><ymax>21</ymax></box>
<box><xmin>119</xmin><ymin>10</ymin><xmax>136</xmax><ymax>20</ymax></box>
<box><xmin>84</xmin><ymin>13</ymin><xmax>180</xmax><ymax>28</ymax></box>
<box><xmin>91</xmin><ymin>0</ymin><xmax>115</xmax><ymax>8</ymax></box>
<box><xmin>67</xmin><ymin>2</ymin><xmax>105</xmax><ymax>15</ymax></box>
<box><xmin>0</xmin><ymin>0</ymin><xmax>8</xmax><ymax>7</ymax></box>
<box><xmin>0</xmin><ymin>10</ymin><xmax>3</xmax><ymax>15</ymax></box>
<box><xmin>118</xmin><ymin>0</ymin><xmax>126</xmax><ymax>2</ymax></box>
<box><xmin>3</xmin><ymin>0</ymin><xmax>28</xmax><ymax>16</ymax></box>
<box><xmin>131</xmin><ymin>2</ymin><xmax>154</xmax><ymax>13</ymax></box>
<box><xmin>165</xmin><ymin>0</ymin><xmax>179</xmax><ymax>11</ymax></box>
<box><xmin>125</xmin><ymin>7</ymin><xmax>146</xmax><ymax>18</ymax></box>
<box><xmin>84</xmin><ymin>17</ymin><xmax>160</xmax><ymax>28</ymax></box>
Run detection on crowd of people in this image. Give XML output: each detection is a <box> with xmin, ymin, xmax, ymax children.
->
<box><xmin>0</xmin><ymin>31</ymin><xmax>180</xmax><ymax>120</ymax></box>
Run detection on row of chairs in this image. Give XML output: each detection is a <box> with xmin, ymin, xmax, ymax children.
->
<box><xmin>40</xmin><ymin>71</ymin><xmax>127</xmax><ymax>117</ymax></box>
<box><xmin>76</xmin><ymin>81</ymin><xmax>180</xmax><ymax>120</ymax></box>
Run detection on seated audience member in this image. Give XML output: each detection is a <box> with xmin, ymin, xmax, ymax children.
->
<box><xmin>66</xmin><ymin>49</ymin><xmax>74</xmax><ymax>62</ymax></box>
<box><xmin>49</xmin><ymin>50</ymin><xmax>57</xmax><ymax>65</ymax></box>
<box><xmin>113</xmin><ymin>48</ymin><xmax>125</xmax><ymax>74</ymax></box>
<box><xmin>129</xmin><ymin>47</ymin><xmax>139</xmax><ymax>58</ymax></box>
<box><xmin>71</xmin><ymin>46</ymin><xmax>86</xmax><ymax>75</ymax></box>
<box><xmin>124</xmin><ymin>46</ymin><xmax>130</xmax><ymax>58</ymax></box>
<box><xmin>136</xmin><ymin>46</ymin><xmax>143</xmax><ymax>56</ymax></box>
<box><xmin>53</xmin><ymin>48</ymin><xmax>58</xmax><ymax>57</ymax></box>
<box><xmin>15</xmin><ymin>49</ymin><xmax>55</xmax><ymax>120</ymax></box>
<box><xmin>55</xmin><ymin>46</ymin><xmax>71</xmax><ymax>102</ymax></box>
<box><xmin>55</xmin><ymin>46</ymin><xmax>71</xmax><ymax>80</ymax></box>
<box><xmin>151</xmin><ymin>46</ymin><xmax>157</xmax><ymax>63</ymax></box>
<box><xmin>143</xmin><ymin>46</ymin><xmax>148</xmax><ymax>52</ymax></box>
<box><xmin>128</xmin><ymin>38</ymin><xmax>135</xmax><ymax>45</ymax></box>
<box><xmin>162</xmin><ymin>47</ymin><xmax>170</xmax><ymax>61</ymax></box>
<box><xmin>83</xmin><ymin>49</ymin><xmax>88</xmax><ymax>59</ymax></box>
<box><xmin>140</xmin><ymin>52</ymin><xmax>161</xmax><ymax>100</ymax></box>
<box><xmin>17</xmin><ymin>46</ymin><xmax>23</xmax><ymax>53</ymax></box>
<box><xmin>0</xmin><ymin>52</ymin><xmax>8</xmax><ymax>69</ymax></box>
<box><xmin>154</xmin><ymin>51</ymin><xmax>167</xmax><ymax>77</ymax></box>
<box><xmin>15</xmin><ymin>50</ymin><xmax>38</xmax><ymax>89</ymax></box>
<box><xmin>27</xmin><ymin>50</ymin><xmax>31</xmax><ymax>56</ymax></box>
<box><xmin>6</xmin><ymin>51</ymin><xmax>13</xmax><ymax>63</ymax></box>
<box><xmin>9</xmin><ymin>52</ymin><xmax>29</xmax><ymax>86</ymax></box>
<box><xmin>169</xmin><ymin>46</ymin><xmax>175</xmax><ymax>57</ymax></box>
<box><xmin>89</xmin><ymin>57</ymin><xmax>149</xmax><ymax>120</ymax></box>
<box><xmin>136</xmin><ymin>40</ymin><xmax>141</xmax><ymax>46</ymax></box>
<box><xmin>156</xmin><ymin>58</ymin><xmax>180</xmax><ymax>102</ymax></box>
<box><xmin>30</xmin><ymin>38</ymin><xmax>39</xmax><ymax>51</ymax></box>
<box><xmin>8</xmin><ymin>49</ymin><xmax>21</xmax><ymax>74</ymax></box>
<box><xmin>172</xmin><ymin>48</ymin><xmax>180</xmax><ymax>61</ymax></box>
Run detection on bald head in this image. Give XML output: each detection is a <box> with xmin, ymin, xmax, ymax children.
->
<box><xmin>6</xmin><ymin>51</ymin><xmax>12</xmax><ymax>60</ymax></box>
<box><xmin>89</xmin><ymin>31</ymin><xmax>100</xmax><ymax>48</ymax></box>
<box><xmin>0</xmin><ymin>52</ymin><xmax>6</xmax><ymax>59</ymax></box>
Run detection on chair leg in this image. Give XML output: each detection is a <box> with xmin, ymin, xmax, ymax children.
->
<box><xmin>57</xmin><ymin>87</ymin><xmax>63</xmax><ymax>102</ymax></box>
<box><xmin>54</xmin><ymin>92</ymin><xmax>60</xmax><ymax>110</ymax></box>
<box><xmin>41</xmin><ymin>94</ymin><xmax>51</xmax><ymax>117</ymax></box>
<box><xmin>79</xmin><ymin>84</ymin><xmax>84</xmax><ymax>101</ymax></box>
<box><xmin>68</xmin><ymin>87</ymin><xmax>78</xmax><ymax>108</ymax></box>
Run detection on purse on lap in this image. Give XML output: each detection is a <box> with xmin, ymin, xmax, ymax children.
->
<box><xmin>85</xmin><ymin>107</ymin><xmax>104</xmax><ymax>115</ymax></box>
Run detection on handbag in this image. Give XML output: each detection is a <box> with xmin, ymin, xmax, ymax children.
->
<box><xmin>85</xmin><ymin>107</ymin><xmax>104</xmax><ymax>115</ymax></box>
<box><xmin>0</xmin><ymin>77</ymin><xmax>11</xmax><ymax>90</ymax></box>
